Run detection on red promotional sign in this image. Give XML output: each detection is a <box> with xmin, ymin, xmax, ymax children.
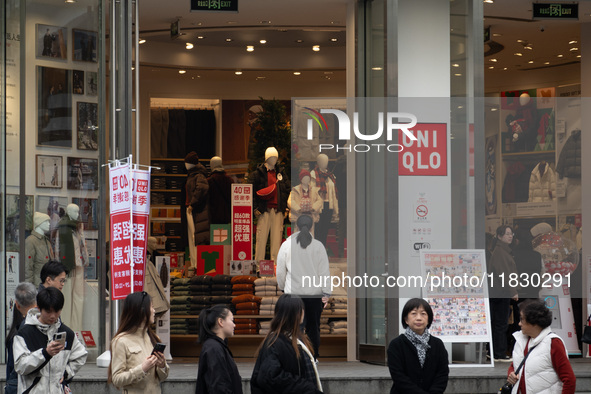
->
<box><xmin>398</xmin><ymin>123</ymin><xmax>448</xmax><ymax>176</ymax></box>
<box><xmin>109</xmin><ymin>163</ymin><xmax>133</xmax><ymax>300</ymax></box>
<box><xmin>80</xmin><ymin>331</ymin><xmax>96</xmax><ymax>347</ymax></box>
<box><xmin>131</xmin><ymin>169</ymin><xmax>151</xmax><ymax>291</ymax></box>
<box><xmin>197</xmin><ymin>245</ymin><xmax>224</xmax><ymax>276</ymax></box>
<box><xmin>231</xmin><ymin>184</ymin><xmax>253</xmax><ymax>261</ymax></box>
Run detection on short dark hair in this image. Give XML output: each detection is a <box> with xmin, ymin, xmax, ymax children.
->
<box><xmin>37</xmin><ymin>286</ymin><xmax>64</xmax><ymax>312</ymax></box>
<box><xmin>401</xmin><ymin>298</ymin><xmax>434</xmax><ymax>329</ymax></box>
<box><xmin>521</xmin><ymin>299</ymin><xmax>552</xmax><ymax>328</ymax></box>
<box><xmin>40</xmin><ymin>261</ymin><xmax>67</xmax><ymax>284</ymax></box>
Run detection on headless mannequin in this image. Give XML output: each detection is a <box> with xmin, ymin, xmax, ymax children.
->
<box><xmin>24</xmin><ymin>215</ymin><xmax>55</xmax><ymax>286</ymax></box>
<box><xmin>311</xmin><ymin>154</ymin><xmax>339</xmax><ymax>247</ymax></box>
<box><xmin>288</xmin><ymin>173</ymin><xmax>323</xmax><ymax>236</ymax></box>
<box><xmin>57</xmin><ymin>203</ymin><xmax>87</xmax><ymax>332</ymax></box>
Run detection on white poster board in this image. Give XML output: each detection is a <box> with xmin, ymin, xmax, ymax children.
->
<box><xmin>420</xmin><ymin>249</ymin><xmax>493</xmax><ymax>366</ymax></box>
<box><xmin>5</xmin><ymin>252</ymin><xmax>19</xmax><ymax>334</ymax></box>
<box><xmin>155</xmin><ymin>255</ymin><xmax>172</xmax><ymax>361</ymax></box>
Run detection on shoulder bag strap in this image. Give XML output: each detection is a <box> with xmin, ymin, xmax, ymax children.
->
<box><xmin>515</xmin><ymin>344</ymin><xmax>538</xmax><ymax>375</ymax></box>
<box><xmin>22</xmin><ymin>375</ymin><xmax>41</xmax><ymax>394</ymax></box>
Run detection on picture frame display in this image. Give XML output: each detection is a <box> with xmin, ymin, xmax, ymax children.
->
<box><xmin>86</xmin><ymin>71</ymin><xmax>98</xmax><ymax>96</ymax></box>
<box><xmin>36</xmin><ymin>154</ymin><xmax>63</xmax><ymax>188</ymax></box>
<box><xmin>77</xmin><ymin>102</ymin><xmax>98</xmax><ymax>150</ymax></box>
<box><xmin>36</xmin><ymin>24</ymin><xmax>67</xmax><ymax>60</ymax></box>
<box><xmin>72</xmin><ymin>197</ymin><xmax>98</xmax><ymax>230</ymax></box>
<box><xmin>73</xmin><ymin>29</ymin><xmax>97</xmax><ymax>62</ymax></box>
<box><xmin>38</xmin><ymin>66</ymin><xmax>72</xmax><ymax>147</ymax></box>
<box><xmin>67</xmin><ymin>157</ymin><xmax>99</xmax><ymax>190</ymax></box>
<box><xmin>73</xmin><ymin>70</ymin><xmax>84</xmax><ymax>95</ymax></box>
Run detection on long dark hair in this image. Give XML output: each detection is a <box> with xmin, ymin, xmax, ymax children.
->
<box><xmin>198</xmin><ymin>304</ymin><xmax>231</xmax><ymax>343</ymax></box>
<box><xmin>108</xmin><ymin>291</ymin><xmax>160</xmax><ymax>384</ymax></box>
<box><xmin>296</xmin><ymin>214</ymin><xmax>314</xmax><ymax>249</ymax></box>
<box><xmin>6</xmin><ymin>307</ymin><xmax>25</xmax><ymax>345</ymax></box>
<box><xmin>256</xmin><ymin>294</ymin><xmax>312</xmax><ymax>359</ymax></box>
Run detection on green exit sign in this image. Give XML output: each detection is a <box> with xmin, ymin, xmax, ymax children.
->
<box><xmin>191</xmin><ymin>0</ymin><xmax>238</xmax><ymax>12</ymax></box>
<box><xmin>533</xmin><ymin>3</ymin><xmax>578</xmax><ymax>19</ymax></box>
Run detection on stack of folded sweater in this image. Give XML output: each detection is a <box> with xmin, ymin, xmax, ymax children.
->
<box><xmin>259</xmin><ymin>320</ymin><xmax>271</xmax><ymax>336</ymax></box>
<box><xmin>231</xmin><ymin>275</ymin><xmax>257</xmax><ymax>296</ymax></box>
<box><xmin>254</xmin><ymin>277</ymin><xmax>282</xmax><ymax>297</ymax></box>
<box><xmin>211</xmin><ymin>275</ymin><xmax>233</xmax><ymax>296</ymax></box>
<box><xmin>170</xmin><ymin>278</ymin><xmax>193</xmax><ymax>317</ymax></box>
<box><xmin>320</xmin><ymin>317</ymin><xmax>330</xmax><ymax>335</ymax></box>
<box><xmin>231</xmin><ymin>294</ymin><xmax>262</xmax><ymax>334</ymax></box>
<box><xmin>259</xmin><ymin>296</ymin><xmax>279</xmax><ymax>316</ymax></box>
<box><xmin>329</xmin><ymin>320</ymin><xmax>347</xmax><ymax>335</ymax></box>
<box><xmin>170</xmin><ymin>318</ymin><xmax>199</xmax><ymax>335</ymax></box>
<box><xmin>189</xmin><ymin>275</ymin><xmax>213</xmax><ymax>295</ymax></box>
<box><xmin>331</xmin><ymin>297</ymin><xmax>348</xmax><ymax>315</ymax></box>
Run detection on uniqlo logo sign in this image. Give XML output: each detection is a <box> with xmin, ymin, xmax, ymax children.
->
<box><xmin>398</xmin><ymin>123</ymin><xmax>448</xmax><ymax>176</ymax></box>
<box><xmin>137</xmin><ymin>179</ymin><xmax>148</xmax><ymax>193</ymax></box>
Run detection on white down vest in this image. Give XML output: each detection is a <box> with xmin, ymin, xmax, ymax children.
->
<box><xmin>511</xmin><ymin>326</ymin><xmax>567</xmax><ymax>394</ymax></box>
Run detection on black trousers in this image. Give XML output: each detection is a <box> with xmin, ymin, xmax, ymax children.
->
<box><xmin>489</xmin><ymin>297</ymin><xmax>511</xmax><ymax>359</ymax></box>
<box><xmin>315</xmin><ymin>202</ymin><xmax>332</xmax><ymax>247</ymax></box>
<box><xmin>301</xmin><ymin>297</ymin><xmax>324</xmax><ymax>359</ymax></box>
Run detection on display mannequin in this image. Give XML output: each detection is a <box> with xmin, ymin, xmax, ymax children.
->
<box><xmin>184</xmin><ymin>151</ymin><xmax>210</xmax><ymax>267</ymax></box>
<box><xmin>310</xmin><ymin>153</ymin><xmax>338</xmax><ymax>247</ymax></box>
<box><xmin>56</xmin><ymin>203</ymin><xmax>88</xmax><ymax>332</ymax></box>
<box><xmin>249</xmin><ymin>147</ymin><xmax>290</xmax><ymax>262</ymax></box>
<box><xmin>207</xmin><ymin>156</ymin><xmax>233</xmax><ymax>224</ymax></box>
<box><xmin>507</xmin><ymin>92</ymin><xmax>537</xmax><ymax>152</ymax></box>
<box><xmin>288</xmin><ymin>169</ymin><xmax>323</xmax><ymax>236</ymax></box>
<box><xmin>24</xmin><ymin>212</ymin><xmax>55</xmax><ymax>286</ymax></box>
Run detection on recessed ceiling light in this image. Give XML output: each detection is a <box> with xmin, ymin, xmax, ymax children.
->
<box><xmin>503</xmin><ymin>67</ymin><xmax>507</xmax><ymax>70</ymax></box>
<box><xmin>260</xmin><ymin>21</ymin><xmax>271</xmax><ymax>24</ymax></box>
<box><xmin>65</xmin><ymin>0</ymin><xmax>77</xmax><ymax>3</ymax></box>
<box><xmin>191</xmin><ymin>77</ymin><xmax>194</xmax><ymax>80</ymax></box>
<box><xmin>330</xmin><ymin>21</ymin><xmax>340</xmax><ymax>24</ymax></box>
<box><xmin>491</xmin><ymin>108</ymin><xmax>498</xmax><ymax>111</ymax></box>
<box><xmin>570</xmin><ymin>47</ymin><xmax>579</xmax><ymax>51</ymax></box>
<box><xmin>557</xmin><ymin>54</ymin><xmax>563</xmax><ymax>58</ymax></box>
<box><xmin>246</xmin><ymin>45</ymin><xmax>254</xmax><ymax>52</ymax></box>
<box><xmin>489</xmin><ymin>58</ymin><xmax>497</xmax><ymax>62</ymax></box>
<box><xmin>452</xmin><ymin>63</ymin><xmax>460</xmax><ymax>67</ymax></box>
<box><xmin>225</xmin><ymin>38</ymin><xmax>233</xmax><ymax>42</ymax></box>
<box><xmin>312</xmin><ymin>45</ymin><xmax>320</xmax><ymax>51</ymax></box>
<box><xmin>517</xmin><ymin>39</ymin><xmax>525</xmax><ymax>43</ymax></box>
<box><xmin>514</xmin><ymin>53</ymin><xmax>523</xmax><ymax>56</ymax></box>
<box><xmin>524</xmin><ymin>45</ymin><xmax>533</xmax><ymax>50</ymax></box>
<box><xmin>483</xmin><ymin>0</ymin><xmax>493</xmax><ymax>3</ymax></box>
<box><xmin>528</xmin><ymin>60</ymin><xmax>534</xmax><ymax>63</ymax></box>
<box><xmin>296</xmin><ymin>39</ymin><xmax>303</xmax><ymax>43</ymax></box>
<box><xmin>544</xmin><ymin>61</ymin><xmax>550</xmax><ymax>65</ymax></box>
<box><xmin>324</xmin><ymin>71</ymin><xmax>333</xmax><ymax>75</ymax></box>
<box><xmin>131</xmin><ymin>66</ymin><xmax>135</xmax><ymax>70</ymax></box>
<box><xmin>577</xmin><ymin>54</ymin><xmax>582</xmax><ymax>58</ymax></box>
<box><xmin>488</xmin><ymin>66</ymin><xmax>494</xmax><ymax>69</ymax></box>
<box><xmin>138</xmin><ymin>39</ymin><xmax>146</xmax><ymax>44</ymax></box>
<box><xmin>569</xmin><ymin>40</ymin><xmax>578</xmax><ymax>44</ymax></box>
<box><xmin>372</xmin><ymin>67</ymin><xmax>383</xmax><ymax>71</ymax></box>
<box><xmin>330</xmin><ymin>38</ymin><xmax>338</xmax><ymax>42</ymax></box>
<box><xmin>260</xmin><ymin>39</ymin><xmax>267</xmax><ymax>44</ymax></box>
<box><xmin>256</xmin><ymin>76</ymin><xmax>266</xmax><ymax>80</ymax></box>
<box><xmin>197</xmin><ymin>36</ymin><xmax>204</xmax><ymax>39</ymax></box>
<box><xmin>293</xmin><ymin>71</ymin><xmax>301</xmax><ymax>75</ymax></box>
<box><xmin>454</xmin><ymin>73</ymin><xmax>462</xmax><ymax>76</ymax></box>
<box><xmin>186</xmin><ymin>43</ymin><xmax>194</xmax><ymax>49</ymax></box>
<box><xmin>179</xmin><ymin>70</ymin><xmax>186</xmax><ymax>74</ymax></box>
<box><xmin>493</xmin><ymin>33</ymin><xmax>502</xmax><ymax>37</ymax></box>
<box><xmin>235</xmin><ymin>71</ymin><xmax>242</xmax><ymax>75</ymax></box>
<box><xmin>227</xmin><ymin>21</ymin><xmax>237</xmax><ymax>24</ymax></box>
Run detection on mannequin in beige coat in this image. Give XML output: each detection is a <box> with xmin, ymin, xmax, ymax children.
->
<box><xmin>288</xmin><ymin>169</ymin><xmax>323</xmax><ymax>236</ymax></box>
<box><xmin>109</xmin><ymin>292</ymin><xmax>169</xmax><ymax>393</ymax></box>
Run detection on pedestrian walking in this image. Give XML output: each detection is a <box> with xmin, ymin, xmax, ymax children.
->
<box><xmin>4</xmin><ymin>283</ymin><xmax>37</xmax><ymax>394</ymax></box>
<box><xmin>108</xmin><ymin>291</ymin><xmax>169</xmax><ymax>394</ymax></box>
<box><xmin>195</xmin><ymin>304</ymin><xmax>242</xmax><ymax>394</ymax></box>
<box><xmin>387</xmin><ymin>298</ymin><xmax>449</xmax><ymax>394</ymax></box>
<box><xmin>505</xmin><ymin>299</ymin><xmax>575</xmax><ymax>394</ymax></box>
<box><xmin>276</xmin><ymin>214</ymin><xmax>331</xmax><ymax>359</ymax></box>
<box><xmin>12</xmin><ymin>287</ymin><xmax>87</xmax><ymax>394</ymax></box>
<box><xmin>251</xmin><ymin>294</ymin><xmax>323</xmax><ymax>393</ymax></box>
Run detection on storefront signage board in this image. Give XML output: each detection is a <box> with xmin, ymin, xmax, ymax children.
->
<box><xmin>231</xmin><ymin>184</ymin><xmax>253</xmax><ymax>261</ymax></box>
<box><xmin>398</xmin><ymin>123</ymin><xmax>448</xmax><ymax>176</ymax></box>
<box><xmin>131</xmin><ymin>168</ymin><xmax>151</xmax><ymax>291</ymax></box>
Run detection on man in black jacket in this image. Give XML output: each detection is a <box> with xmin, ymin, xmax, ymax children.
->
<box><xmin>248</xmin><ymin>147</ymin><xmax>290</xmax><ymax>262</ymax></box>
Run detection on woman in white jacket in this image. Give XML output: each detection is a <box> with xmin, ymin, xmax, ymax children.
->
<box><xmin>506</xmin><ymin>299</ymin><xmax>575</xmax><ymax>394</ymax></box>
<box><xmin>276</xmin><ymin>214</ymin><xmax>331</xmax><ymax>359</ymax></box>
<box><xmin>108</xmin><ymin>291</ymin><xmax>169</xmax><ymax>394</ymax></box>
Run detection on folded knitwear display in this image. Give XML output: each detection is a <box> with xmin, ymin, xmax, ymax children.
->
<box><xmin>236</xmin><ymin>309</ymin><xmax>259</xmax><ymax>315</ymax></box>
<box><xmin>170</xmin><ymin>291</ymin><xmax>191</xmax><ymax>297</ymax></box>
<box><xmin>260</xmin><ymin>310</ymin><xmax>273</xmax><ymax>315</ymax></box>
<box><xmin>236</xmin><ymin>302</ymin><xmax>260</xmax><ymax>310</ymax></box>
<box><xmin>232</xmin><ymin>291</ymin><xmax>255</xmax><ymax>296</ymax></box>
<box><xmin>191</xmin><ymin>296</ymin><xmax>212</xmax><ymax>304</ymax></box>
<box><xmin>234</xmin><ymin>318</ymin><xmax>257</xmax><ymax>325</ymax></box>
<box><xmin>259</xmin><ymin>321</ymin><xmax>271</xmax><ymax>329</ymax></box>
<box><xmin>331</xmin><ymin>328</ymin><xmax>347</xmax><ymax>334</ymax></box>
<box><xmin>233</xmin><ymin>284</ymin><xmax>254</xmax><ymax>292</ymax></box>
<box><xmin>260</xmin><ymin>328</ymin><xmax>270</xmax><ymax>335</ymax></box>
<box><xmin>329</xmin><ymin>321</ymin><xmax>347</xmax><ymax>329</ymax></box>
<box><xmin>235</xmin><ymin>323</ymin><xmax>259</xmax><ymax>330</ymax></box>
<box><xmin>232</xmin><ymin>294</ymin><xmax>262</xmax><ymax>304</ymax></box>
<box><xmin>211</xmin><ymin>284</ymin><xmax>233</xmax><ymax>291</ymax></box>
<box><xmin>231</xmin><ymin>275</ymin><xmax>258</xmax><ymax>284</ymax></box>
<box><xmin>172</xmin><ymin>278</ymin><xmax>191</xmax><ymax>286</ymax></box>
<box><xmin>211</xmin><ymin>291</ymin><xmax>233</xmax><ymax>296</ymax></box>
<box><xmin>190</xmin><ymin>275</ymin><xmax>213</xmax><ymax>285</ymax></box>
<box><xmin>172</xmin><ymin>285</ymin><xmax>190</xmax><ymax>292</ymax></box>
<box><xmin>254</xmin><ymin>285</ymin><xmax>277</xmax><ymax>292</ymax></box>
<box><xmin>320</xmin><ymin>329</ymin><xmax>330</xmax><ymax>334</ymax></box>
<box><xmin>189</xmin><ymin>285</ymin><xmax>211</xmax><ymax>292</ymax></box>
<box><xmin>254</xmin><ymin>291</ymin><xmax>278</xmax><ymax>297</ymax></box>
<box><xmin>260</xmin><ymin>296</ymin><xmax>279</xmax><ymax>305</ymax></box>
<box><xmin>212</xmin><ymin>274</ymin><xmax>232</xmax><ymax>284</ymax></box>
<box><xmin>259</xmin><ymin>304</ymin><xmax>274</xmax><ymax>311</ymax></box>
<box><xmin>171</xmin><ymin>296</ymin><xmax>192</xmax><ymax>305</ymax></box>
<box><xmin>234</xmin><ymin>329</ymin><xmax>259</xmax><ymax>335</ymax></box>
<box><xmin>210</xmin><ymin>296</ymin><xmax>234</xmax><ymax>304</ymax></box>
<box><xmin>254</xmin><ymin>277</ymin><xmax>278</xmax><ymax>286</ymax></box>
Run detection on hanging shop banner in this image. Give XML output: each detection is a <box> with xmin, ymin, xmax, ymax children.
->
<box><xmin>533</xmin><ymin>3</ymin><xmax>578</xmax><ymax>20</ymax></box>
<box><xmin>109</xmin><ymin>162</ymin><xmax>133</xmax><ymax>300</ymax></box>
<box><xmin>231</xmin><ymin>184</ymin><xmax>253</xmax><ymax>261</ymax></box>
<box><xmin>191</xmin><ymin>0</ymin><xmax>238</xmax><ymax>12</ymax></box>
<box><xmin>131</xmin><ymin>168</ymin><xmax>151</xmax><ymax>292</ymax></box>
<box><xmin>398</xmin><ymin>123</ymin><xmax>448</xmax><ymax>176</ymax></box>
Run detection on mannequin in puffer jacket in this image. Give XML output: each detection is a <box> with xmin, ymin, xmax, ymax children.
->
<box><xmin>528</xmin><ymin>161</ymin><xmax>556</xmax><ymax>202</ymax></box>
<box><xmin>556</xmin><ymin>129</ymin><xmax>581</xmax><ymax>179</ymax></box>
<box><xmin>185</xmin><ymin>152</ymin><xmax>210</xmax><ymax>245</ymax></box>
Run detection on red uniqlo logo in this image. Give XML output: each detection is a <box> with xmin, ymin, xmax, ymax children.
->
<box><xmin>112</xmin><ymin>177</ymin><xmax>119</xmax><ymax>191</ymax></box>
<box><xmin>137</xmin><ymin>179</ymin><xmax>148</xmax><ymax>193</ymax></box>
<box><xmin>398</xmin><ymin>123</ymin><xmax>448</xmax><ymax>176</ymax></box>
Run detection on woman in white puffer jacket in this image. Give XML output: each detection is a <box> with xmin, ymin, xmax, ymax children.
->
<box><xmin>506</xmin><ymin>300</ymin><xmax>575</xmax><ymax>394</ymax></box>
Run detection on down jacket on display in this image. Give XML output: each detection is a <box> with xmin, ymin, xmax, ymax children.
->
<box><xmin>528</xmin><ymin>162</ymin><xmax>556</xmax><ymax>202</ymax></box>
<box><xmin>556</xmin><ymin>129</ymin><xmax>581</xmax><ymax>179</ymax></box>
<box><xmin>185</xmin><ymin>164</ymin><xmax>210</xmax><ymax>245</ymax></box>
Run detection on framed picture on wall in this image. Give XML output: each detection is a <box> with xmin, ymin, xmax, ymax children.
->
<box><xmin>85</xmin><ymin>238</ymin><xmax>98</xmax><ymax>280</ymax></box>
<box><xmin>77</xmin><ymin>102</ymin><xmax>98</xmax><ymax>150</ymax></box>
<box><xmin>87</xmin><ymin>71</ymin><xmax>98</xmax><ymax>96</ymax></box>
<box><xmin>73</xmin><ymin>70</ymin><xmax>84</xmax><ymax>95</ymax></box>
<box><xmin>72</xmin><ymin>29</ymin><xmax>97</xmax><ymax>62</ymax></box>
<box><xmin>36</xmin><ymin>24</ymin><xmax>67</xmax><ymax>60</ymax></box>
<box><xmin>72</xmin><ymin>197</ymin><xmax>98</xmax><ymax>230</ymax></box>
<box><xmin>67</xmin><ymin>157</ymin><xmax>98</xmax><ymax>190</ymax></box>
<box><xmin>36</xmin><ymin>155</ymin><xmax>63</xmax><ymax>188</ymax></box>
<box><xmin>38</xmin><ymin>66</ymin><xmax>72</xmax><ymax>147</ymax></box>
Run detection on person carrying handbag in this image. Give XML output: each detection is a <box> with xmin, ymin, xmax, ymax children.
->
<box><xmin>504</xmin><ymin>300</ymin><xmax>575</xmax><ymax>394</ymax></box>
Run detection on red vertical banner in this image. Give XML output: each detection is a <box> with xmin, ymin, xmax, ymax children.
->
<box><xmin>231</xmin><ymin>184</ymin><xmax>253</xmax><ymax>261</ymax></box>
<box><xmin>109</xmin><ymin>162</ymin><xmax>132</xmax><ymax>300</ymax></box>
<box><xmin>131</xmin><ymin>168</ymin><xmax>151</xmax><ymax>292</ymax></box>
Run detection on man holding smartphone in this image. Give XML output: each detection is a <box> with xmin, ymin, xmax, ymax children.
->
<box><xmin>12</xmin><ymin>287</ymin><xmax>87</xmax><ymax>394</ymax></box>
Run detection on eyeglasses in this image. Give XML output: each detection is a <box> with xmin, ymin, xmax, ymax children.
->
<box><xmin>59</xmin><ymin>278</ymin><xmax>67</xmax><ymax>284</ymax></box>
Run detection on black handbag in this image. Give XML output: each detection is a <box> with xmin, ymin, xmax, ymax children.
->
<box><xmin>498</xmin><ymin>344</ymin><xmax>538</xmax><ymax>394</ymax></box>
<box><xmin>582</xmin><ymin>315</ymin><xmax>591</xmax><ymax>344</ymax></box>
